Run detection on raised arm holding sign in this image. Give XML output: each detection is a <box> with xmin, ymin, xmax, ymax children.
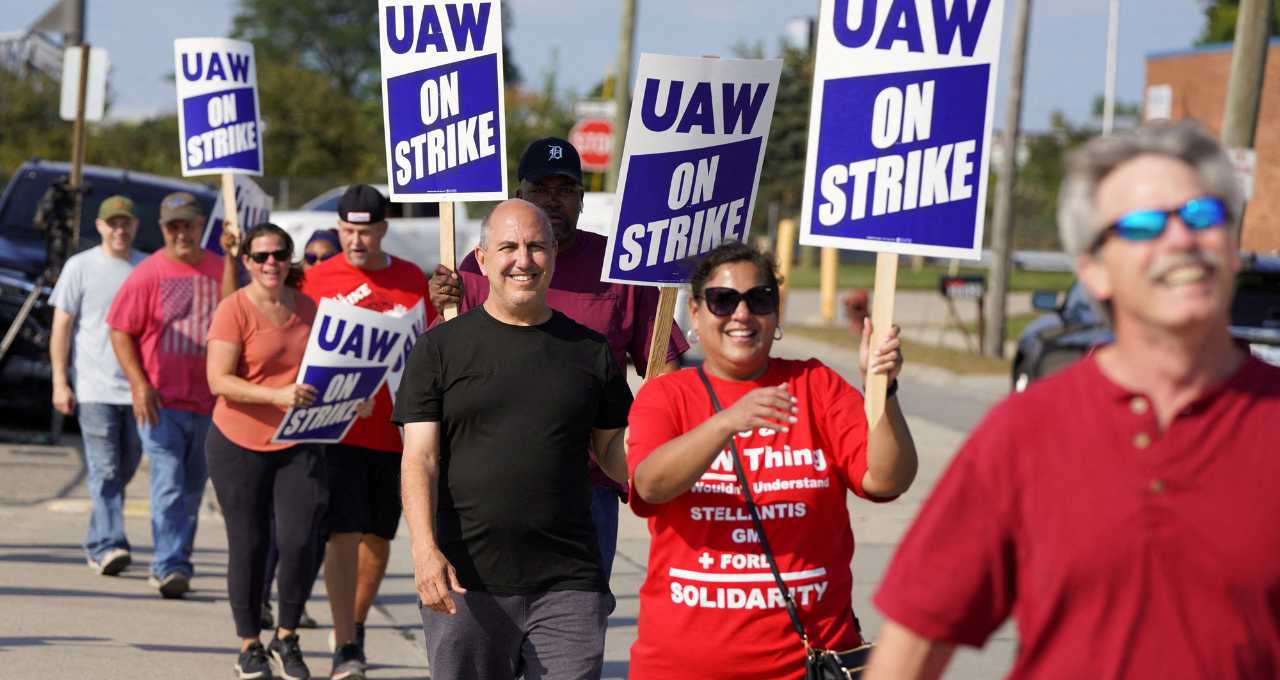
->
<box><xmin>798</xmin><ymin>0</ymin><xmax>1006</xmax><ymax>425</ymax></box>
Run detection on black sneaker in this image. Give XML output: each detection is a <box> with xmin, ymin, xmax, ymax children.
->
<box><xmin>147</xmin><ymin>571</ymin><xmax>190</xmax><ymax>599</ymax></box>
<box><xmin>87</xmin><ymin>548</ymin><xmax>131</xmax><ymax>576</ymax></box>
<box><xmin>261</xmin><ymin>602</ymin><xmax>275</xmax><ymax>629</ymax></box>
<box><xmin>235</xmin><ymin>641</ymin><xmax>272</xmax><ymax>679</ymax></box>
<box><xmin>329</xmin><ymin>642</ymin><xmax>365</xmax><ymax>680</ymax></box>
<box><xmin>297</xmin><ymin>607</ymin><xmax>317</xmax><ymax>629</ymax></box>
<box><xmin>269</xmin><ymin>633</ymin><xmax>311</xmax><ymax>680</ymax></box>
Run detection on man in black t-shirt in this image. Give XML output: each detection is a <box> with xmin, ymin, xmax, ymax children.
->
<box><xmin>393</xmin><ymin>198</ymin><xmax>632</xmax><ymax>680</ymax></box>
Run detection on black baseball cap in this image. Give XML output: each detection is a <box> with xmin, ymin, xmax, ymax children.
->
<box><xmin>518</xmin><ymin>137</ymin><xmax>583</xmax><ymax>185</ymax></box>
<box><xmin>338</xmin><ymin>184</ymin><xmax>387</xmax><ymax>224</ymax></box>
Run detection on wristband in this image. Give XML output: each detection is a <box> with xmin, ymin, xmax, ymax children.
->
<box><xmin>886</xmin><ymin>378</ymin><xmax>899</xmax><ymax>399</ymax></box>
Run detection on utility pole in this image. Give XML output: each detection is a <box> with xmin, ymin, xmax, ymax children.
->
<box><xmin>1221</xmin><ymin>0</ymin><xmax>1272</xmax><ymax>150</ymax></box>
<box><xmin>1102</xmin><ymin>0</ymin><xmax>1120</xmax><ymax>134</ymax></box>
<box><xmin>605</xmin><ymin>0</ymin><xmax>636</xmax><ymax>193</ymax></box>
<box><xmin>982</xmin><ymin>0</ymin><xmax>1032</xmax><ymax>358</ymax></box>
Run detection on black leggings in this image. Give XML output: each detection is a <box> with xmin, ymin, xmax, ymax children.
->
<box><xmin>206</xmin><ymin>425</ymin><xmax>329</xmax><ymax>638</ymax></box>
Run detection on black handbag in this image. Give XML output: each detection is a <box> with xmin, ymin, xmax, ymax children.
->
<box><xmin>696</xmin><ymin>367</ymin><xmax>873</xmax><ymax>680</ymax></box>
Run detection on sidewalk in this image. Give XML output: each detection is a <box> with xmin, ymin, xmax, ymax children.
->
<box><xmin>0</xmin><ymin>339</ymin><xmax>1017</xmax><ymax>678</ymax></box>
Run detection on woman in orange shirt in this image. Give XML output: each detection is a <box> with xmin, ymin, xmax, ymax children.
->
<box><xmin>205</xmin><ymin>223</ymin><xmax>326</xmax><ymax>680</ymax></box>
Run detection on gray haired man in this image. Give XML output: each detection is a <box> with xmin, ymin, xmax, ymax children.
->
<box><xmin>867</xmin><ymin>121</ymin><xmax>1280</xmax><ymax>678</ymax></box>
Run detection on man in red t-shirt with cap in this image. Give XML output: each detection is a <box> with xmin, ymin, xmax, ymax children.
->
<box><xmin>866</xmin><ymin>122</ymin><xmax>1280</xmax><ymax>679</ymax></box>
<box><xmin>302</xmin><ymin>184</ymin><xmax>434</xmax><ymax>680</ymax></box>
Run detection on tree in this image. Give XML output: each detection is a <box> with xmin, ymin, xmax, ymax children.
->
<box><xmin>753</xmin><ymin>42</ymin><xmax>815</xmax><ymax>233</ymax></box>
<box><xmin>1196</xmin><ymin>0</ymin><xmax>1280</xmax><ymax>44</ymax></box>
<box><xmin>0</xmin><ymin>69</ymin><xmax>71</xmax><ymax>177</ymax></box>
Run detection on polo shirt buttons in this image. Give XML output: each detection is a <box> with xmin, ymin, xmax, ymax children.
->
<box><xmin>1133</xmin><ymin>432</ymin><xmax>1151</xmax><ymax>449</ymax></box>
<box><xmin>1149</xmin><ymin>478</ymin><xmax>1165</xmax><ymax>494</ymax></box>
<box><xmin>1130</xmin><ymin>397</ymin><xmax>1149</xmax><ymax>415</ymax></box>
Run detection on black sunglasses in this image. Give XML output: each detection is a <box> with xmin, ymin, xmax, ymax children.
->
<box><xmin>247</xmin><ymin>248</ymin><xmax>290</xmax><ymax>264</ymax></box>
<box><xmin>304</xmin><ymin>251</ymin><xmax>337</xmax><ymax>265</ymax></box>
<box><xmin>699</xmin><ymin>286</ymin><xmax>779</xmax><ymax>316</ymax></box>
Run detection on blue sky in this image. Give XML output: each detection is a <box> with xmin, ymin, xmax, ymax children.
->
<box><xmin>8</xmin><ymin>0</ymin><xmax>1208</xmax><ymax>130</ymax></box>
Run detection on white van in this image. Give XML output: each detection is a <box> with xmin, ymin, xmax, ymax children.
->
<box><xmin>269</xmin><ymin>185</ymin><xmax>483</xmax><ymax>272</ymax></box>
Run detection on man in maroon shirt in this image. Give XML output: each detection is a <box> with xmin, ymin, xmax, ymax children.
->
<box><xmin>867</xmin><ymin>121</ymin><xmax>1280</xmax><ymax>679</ymax></box>
<box><xmin>429</xmin><ymin>138</ymin><xmax>688</xmax><ymax>580</ymax></box>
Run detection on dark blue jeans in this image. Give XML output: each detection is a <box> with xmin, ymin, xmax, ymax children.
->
<box><xmin>77</xmin><ymin>403</ymin><xmax>142</xmax><ymax>562</ymax></box>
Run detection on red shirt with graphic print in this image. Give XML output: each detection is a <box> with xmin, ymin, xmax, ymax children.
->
<box><xmin>302</xmin><ymin>253</ymin><xmax>434</xmax><ymax>452</ymax></box>
<box><xmin>626</xmin><ymin>359</ymin><xmax>892</xmax><ymax>680</ymax></box>
<box><xmin>107</xmin><ymin>250</ymin><xmax>224</xmax><ymax>414</ymax></box>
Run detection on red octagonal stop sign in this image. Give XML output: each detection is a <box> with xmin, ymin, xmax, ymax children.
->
<box><xmin>570</xmin><ymin>118</ymin><xmax>613</xmax><ymax>171</ymax></box>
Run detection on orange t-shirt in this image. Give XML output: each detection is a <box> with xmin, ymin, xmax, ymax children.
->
<box><xmin>208</xmin><ymin>288</ymin><xmax>317</xmax><ymax>451</ymax></box>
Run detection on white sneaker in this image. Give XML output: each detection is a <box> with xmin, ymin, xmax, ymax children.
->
<box><xmin>87</xmin><ymin>548</ymin><xmax>131</xmax><ymax>576</ymax></box>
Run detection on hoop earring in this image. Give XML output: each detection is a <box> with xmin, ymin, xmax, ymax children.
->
<box><xmin>686</xmin><ymin>327</ymin><xmax>699</xmax><ymax>345</ymax></box>
<box><xmin>774</xmin><ymin>326</ymin><xmax>784</xmax><ymax>341</ymax></box>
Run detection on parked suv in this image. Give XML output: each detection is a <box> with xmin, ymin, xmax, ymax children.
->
<box><xmin>0</xmin><ymin>159</ymin><xmax>217</xmax><ymax>430</ymax></box>
<box><xmin>1012</xmin><ymin>253</ymin><xmax>1280</xmax><ymax>391</ymax></box>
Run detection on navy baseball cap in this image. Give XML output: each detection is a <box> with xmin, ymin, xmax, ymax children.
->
<box><xmin>517</xmin><ymin>137</ymin><xmax>583</xmax><ymax>185</ymax></box>
<box><xmin>338</xmin><ymin>184</ymin><xmax>388</xmax><ymax>224</ymax></box>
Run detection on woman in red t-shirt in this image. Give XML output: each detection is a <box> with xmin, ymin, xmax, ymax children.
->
<box><xmin>626</xmin><ymin>241</ymin><xmax>918</xmax><ymax>680</ymax></box>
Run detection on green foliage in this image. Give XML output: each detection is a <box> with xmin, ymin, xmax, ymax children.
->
<box><xmin>0</xmin><ymin>69</ymin><xmax>70</xmax><ymax>176</ymax></box>
<box><xmin>754</xmin><ymin>43</ymin><xmax>814</xmax><ymax>231</ymax></box>
<box><xmin>1195</xmin><ymin>0</ymin><xmax>1280</xmax><ymax>45</ymax></box>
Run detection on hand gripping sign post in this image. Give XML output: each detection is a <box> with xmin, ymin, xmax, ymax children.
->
<box><xmin>798</xmin><ymin>0</ymin><xmax>1006</xmax><ymax>425</ymax></box>
<box><xmin>174</xmin><ymin>38</ymin><xmax>264</xmax><ymax>250</ymax></box>
<box><xmin>203</xmin><ymin>176</ymin><xmax>274</xmax><ymax>256</ymax></box>
<box><xmin>378</xmin><ymin>0</ymin><xmax>508</xmax><ymax>320</ymax></box>
<box><xmin>273</xmin><ymin>299</ymin><xmax>416</xmax><ymax>444</ymax></box>
<box><xmin>602</xmin><ymin>54</ymin><xmax>782</xmax><ymax>379</ymax></box>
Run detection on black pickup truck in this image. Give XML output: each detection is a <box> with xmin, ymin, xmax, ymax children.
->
<box><xmin>0</xmin><ymin>160</ymin><xmax>217</xmax><ymax>434</ymax></box>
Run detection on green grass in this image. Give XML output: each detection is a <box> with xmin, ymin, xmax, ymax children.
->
<box><xmin>783</xmin><ymin>263</ymin><xmax>1074</xmax><ymax>293</ymax></box>
<box><xmin>788</xmin><ymin>324</ymin><xmax>1013</xmax><ymax>375</ymax></box>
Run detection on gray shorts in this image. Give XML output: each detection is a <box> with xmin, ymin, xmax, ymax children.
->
<box><xmin>420</xmin><ymin>589</ymin><xmax>615</xmax><ymax>680</ymax></box>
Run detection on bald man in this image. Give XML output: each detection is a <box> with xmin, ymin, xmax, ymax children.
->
<box><xmin>394</xmin><ymin>199</ymin><xmax>633</xmax><ymax>680</ymax></box>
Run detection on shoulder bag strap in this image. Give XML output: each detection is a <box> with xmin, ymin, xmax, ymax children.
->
<box><xmin>696</xmin><ymin>366</ymin><xmax>810</xmax><ymax>645</ymax></box>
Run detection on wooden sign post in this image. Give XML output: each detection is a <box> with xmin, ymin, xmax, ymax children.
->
<box><xmin>644</xmin><ymin>288</ymin><xmax>679</xmax><ymax>380</ymax></box>
<box><xmin>439</xmin><ymin>201</ymin><xmax>458</xmax><ymax>320</ymax></box>
<box><xmin>864</xmin><ymin>253</ymin><xmax>898</xmax><ymax>427</ymax></box>
<box><xmin>219</xmin><ymin>172</ymin><xmax>239</xmax><ymax>250</ymax></box>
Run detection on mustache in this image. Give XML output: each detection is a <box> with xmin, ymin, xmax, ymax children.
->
<box><xmin>1147</xmin><ymin>251</ymin><xmax>1223</xmax><ymax>281</ymax></box>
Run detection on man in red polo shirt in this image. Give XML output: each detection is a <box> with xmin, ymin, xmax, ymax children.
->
<box><xmin>302</xmin><ymin>184</ymin><xmax>434</xmax><ymax>680</ymax></box>
<box><xmin>867</xmin><ymin>121</ymin><xmax>1280</xmax><ymax>679</ymax></box>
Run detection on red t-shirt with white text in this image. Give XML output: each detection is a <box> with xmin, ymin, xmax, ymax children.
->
<box><xmin>301</xmin><ymin>254</ymin><xmax>434</xmax><ymax>452</ymax></box>
<box><xmin>626</xmin><ymin>359</ymin><xmax>891</xmax><ymax>680</ymax></box>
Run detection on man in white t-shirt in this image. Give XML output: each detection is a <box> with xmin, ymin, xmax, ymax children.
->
<box><xmin>50</xmin><ymin>195</ymin><xmax>147</xmax><ymax>576</ymax></box>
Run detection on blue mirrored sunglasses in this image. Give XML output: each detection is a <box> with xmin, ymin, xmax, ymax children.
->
<box><xmin>1090</xmin><ymin>196</ymin><xmax>1227</xmax><ymax>252</ymax></box>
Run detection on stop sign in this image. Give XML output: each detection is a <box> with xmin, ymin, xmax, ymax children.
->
<box><xmin>570</xmin><ymin>118</ymin><xmax>613</xmax><ymax>171</ymax></box>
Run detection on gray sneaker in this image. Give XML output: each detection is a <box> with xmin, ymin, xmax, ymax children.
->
<box><xmin>329</xmin><ymin>642</ymin><xmax>365</xmax><ymax>680</ymax></box>
<box><xmin>147</xmin><ymin>571</ymin><xmax>190</xmax><ymax>599</ymax></box>
<box><xmin>235</xmin><ymin>641</ymin><xmax>272</xmax><ymax>679</ymax></box>
<box><xmin>87</xmin><ymin>548</ymin><xmax>131</xmax><ymax>576</ymax></box>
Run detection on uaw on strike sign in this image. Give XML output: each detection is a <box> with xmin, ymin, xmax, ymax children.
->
<box><xmin>174</xmin><ymin>38</ymin><xmax>263</xmax><ymax>176</ymax></box>
<box><xmin>378</xmin><ymin>0</ymin><xmax>508</xmax><ymax>201</ymax></box>
<box><xmin>602</xmin><ymin>55</ymin><xmax>781</xmax><ymax>285</ymax></box>
<box><xmin>799</xmin><ymin>0</ymin><xmax>1005</xmax><ymax>259</ymax></box>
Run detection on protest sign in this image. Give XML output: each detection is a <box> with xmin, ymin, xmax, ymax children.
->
<box><xmin>384</xmin><ymin>298</ymin><xmax>429</xmax><ymax>400</ymax></box>
<box><xmin>203</xmin><ymin>176</ymin><xmax>274</xmax><ymax>255</ymax></box>
<box><xmin>799</xmin><ymin>0</ymin><xmax>1005</xmax><ymax>259</ymax></box>
<box><xmin>272</xmin><ymin>299</ymin><xmax>413</xmax><ymax>444</ymax></box>
<box><xmin>173</xmin><ymin>38</ymin><xmax>263</xmax><ymax>177</ymax></box>
<box><xmin>601</xmin><ymin>54</ymin><xmax>782</xmax><ymax>287</ymax></box>
<box><xmin>377</xmin><ymin>0</ymin><xmax>508</xmax><ymax>202</ymax></box>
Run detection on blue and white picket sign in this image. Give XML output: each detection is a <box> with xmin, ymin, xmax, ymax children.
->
<box><xmin>173</xmin><ymin>38</ymin><xmax>263</xmax><ymax>177</ymax></box>
<box><xmin>203</xmin><ymin>176</ymin><xmax>274</xmax><ymax>255</ymax></box>
<box><xmin>602</xmin><ymin>54</ymin><xmax>781</xmax><ymax>286</ymax></box>
<box><xmin>378</xmin><ymin>0</ymin><xmax>508</xmax><ymax>202</ymax></box>
<box><xmin>272</xmin><ymin>299</ymin><xmax>416</xmax><ymax>444</ymax></box>
<box><xmin>799</xmin><ymin>0</ymin><xmax>1006</xmax><ymax>259</ymax></box>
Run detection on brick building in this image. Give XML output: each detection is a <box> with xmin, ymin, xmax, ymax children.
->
<box><xmin>1145</xmin><ymin>39</ymin><xmax>1280</xmax><ymax>253</ymax></box>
